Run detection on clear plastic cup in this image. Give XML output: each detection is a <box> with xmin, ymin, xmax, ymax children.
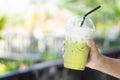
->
<box><xmin>64</xmin><ymin>15</ymin><xmax>95</xmax><ymax>70</ymax></box>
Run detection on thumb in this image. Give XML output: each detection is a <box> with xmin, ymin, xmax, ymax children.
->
<box><xmin>86</xmin><ymin>40</ymin><xmax>99</xmax><ymax>53</ymax></box>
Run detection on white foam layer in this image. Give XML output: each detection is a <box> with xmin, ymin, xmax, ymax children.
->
<box><xmin>65</xmin><ymin>25</ymin><xmax>95</xmax><ymax>41</ymax></box>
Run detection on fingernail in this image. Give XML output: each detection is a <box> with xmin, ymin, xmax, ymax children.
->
<box><xmin>87</xmin><ymin>40</ymin><xmax>94</xmax><ymax>46</ymax></box>
<box><xmin>87</xmin><ymin>40</ymin><xmax>91</xmax><ymax>45</ymax></box>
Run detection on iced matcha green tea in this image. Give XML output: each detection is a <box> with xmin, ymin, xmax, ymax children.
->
<box><xmin>64</xmin><ymin>16</ymin><xmax>95</xmax><ymax>70</ymax></box>
<box><xmin>64</xmin><ymin>5</ymin><xmax>101</xmax><ymax>70</ymax></box>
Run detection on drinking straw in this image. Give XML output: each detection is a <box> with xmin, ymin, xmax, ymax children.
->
<box><xmin>80</xmin><ymin>5</ymin><xmax>101</xmax><ymax>27</ymax></box>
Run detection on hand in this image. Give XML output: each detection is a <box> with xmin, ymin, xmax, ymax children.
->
<box><xmin>86</xmin><ymin>40</ymin><xmax>102</xmax><ymax>69</ymax></box>
<box><xmin>62</xmin><ymin>40</ymin><xmax>103</xmax><ymax>69</ymax></box>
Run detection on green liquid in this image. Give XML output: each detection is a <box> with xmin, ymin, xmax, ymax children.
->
<box><xmin>64</xmin><ymin>40</ymin><xmax>89</xmax><ymax>70</ymax></box>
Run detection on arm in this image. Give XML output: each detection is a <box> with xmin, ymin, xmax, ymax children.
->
<box><xmin>86</xmin><ymin>40</ymin><xmax>120</xmax><ymax>79</ymax></box>
<box><xmin>95</xmin><ymin>55</ymin><xmax>120</xmax><ymax>78</ymax></box>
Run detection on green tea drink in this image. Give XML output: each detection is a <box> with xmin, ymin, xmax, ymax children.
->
<box><xmin>64</xmin><ymin>16</ymin><xmax>95</xmax><ymax>70</ymax></box>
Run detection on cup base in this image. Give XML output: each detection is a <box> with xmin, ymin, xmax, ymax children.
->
<box><xmin>64</xmin><ymin>64</ymin><xmax>85</xmax><ymax>70</ymax></box>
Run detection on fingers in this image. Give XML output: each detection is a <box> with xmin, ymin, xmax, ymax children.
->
<box><xmin>62</xmin><ymin>40</ymin><xmax>65</xmax><ymax>52</ymax></box>
<box><xmin>62</xmin><ymin>41</ymin><xmax>65</xmax><ymax>58</ymax></box>
<box><xmin>62</xmin><ymin>47</ymin><xmax>65</xmax><ymax>53</ymax></box>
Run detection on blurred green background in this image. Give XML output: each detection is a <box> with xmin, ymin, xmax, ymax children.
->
<box><xmin>0</xmin><ymin>0</ymin><xmax>120</xmax><ymax>75</ymax></box>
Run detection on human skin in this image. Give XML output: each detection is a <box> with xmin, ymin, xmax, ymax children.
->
<box><xmin>86</xmin><ymin>40</ymin><xmax>120</xmax><ymax>79</ymax></box>
<box><xmin>62</xmin><ymin>40</ymin><xmax>120</xmax><ymax>79</ymax></box>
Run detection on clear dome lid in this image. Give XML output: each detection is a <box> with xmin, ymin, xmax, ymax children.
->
<box><xmin>66</xmin><ymin>15</ymin><xmax>95</xmax><ymax>30</ymax></box>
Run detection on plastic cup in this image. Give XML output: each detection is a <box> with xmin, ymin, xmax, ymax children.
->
<box><xmin>64</xmin><ymin>16</ymin><xmax>95</xmax><ymax>70</ymax></box>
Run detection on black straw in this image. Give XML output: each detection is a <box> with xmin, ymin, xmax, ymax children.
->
<box><xmin>80</xmin><ymin>5</ymin><xmax>101</xmax><ymax>27</ymax></box>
